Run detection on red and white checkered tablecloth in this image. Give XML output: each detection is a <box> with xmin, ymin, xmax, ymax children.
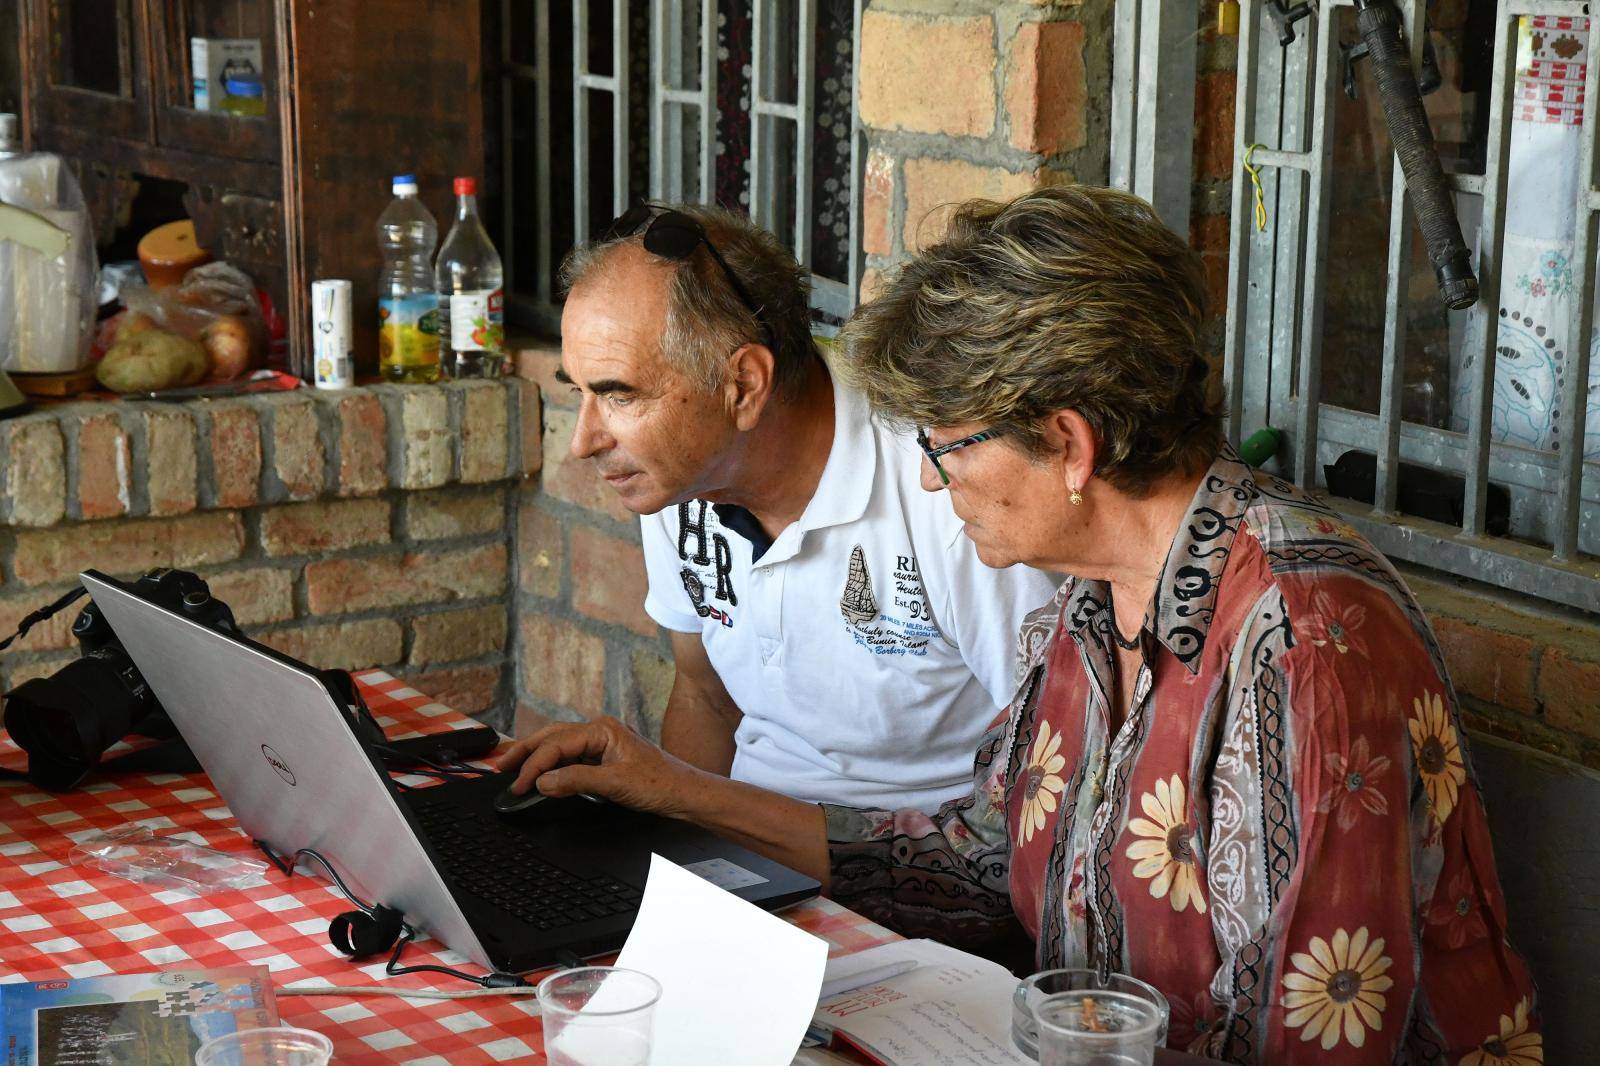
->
<box><xmin>0</xmin><ymin>671</ymin><xmax>900</xmax><ymax>1063</ymax></box>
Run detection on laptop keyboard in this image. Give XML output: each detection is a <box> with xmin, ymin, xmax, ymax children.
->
<box><xmin>411</xmin><ymin>801</ymin><xmax>643</xmax><ymax>930</ymax></box>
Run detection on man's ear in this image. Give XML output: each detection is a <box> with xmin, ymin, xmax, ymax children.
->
<box><xmin>725</xmin><ymin>342</ymin><xmax>777</xmax><ymax>431</ymax></box>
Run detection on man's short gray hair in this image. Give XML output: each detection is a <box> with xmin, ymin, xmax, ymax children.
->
<box><xmin>559</xmin><ymin>204</ymin><xmax>817</xmax><ymax>399</ymax></box>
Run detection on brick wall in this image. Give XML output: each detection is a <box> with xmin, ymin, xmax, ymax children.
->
<box><xmin>510</xmin><ymin>349</ymin><xmax>675</xmax><ymax>742</ymax></box>
<box><xmin>856</xmin><ymin>0</ymin><xmax>1113</xmax><ymax>296</ymax></box>
<box><xmin>0</xmin><ymin>380</ymin><xmax>539</xmax><ymax>733</ymax></box>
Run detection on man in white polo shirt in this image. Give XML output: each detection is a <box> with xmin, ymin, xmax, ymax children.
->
<box><xmin>552</xmin><ymin>202</ymin><xmax>1055</xmax><ymax>812</ymax></box>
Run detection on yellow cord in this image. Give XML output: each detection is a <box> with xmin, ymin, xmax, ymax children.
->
<box><xmin>1242</xmin><ymin>143</ymin><xmax>1269</xmax><ymax>232</ymax></box>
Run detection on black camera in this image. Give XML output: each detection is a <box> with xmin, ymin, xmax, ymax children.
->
<box><xmin>2</xmin><ymin>568</ymin><xmax>241</xmax><ymax>792</ymax></box>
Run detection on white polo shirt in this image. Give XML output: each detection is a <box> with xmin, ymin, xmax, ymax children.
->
<box><xmin>640</xmin><ymin>373</ymin><xmax>1059</xmax><ymax>812</ymax></box>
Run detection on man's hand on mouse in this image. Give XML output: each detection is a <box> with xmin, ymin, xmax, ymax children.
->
<box><xmin>494</xmin><ymin>718</ymin><xmax>701</xmax><ymax>820</ymax></box>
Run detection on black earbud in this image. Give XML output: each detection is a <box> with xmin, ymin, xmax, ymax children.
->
<box><xmin>328</xmin><ymin>904</ymin><xmax>405</xmax><ymax>959</ymax></box>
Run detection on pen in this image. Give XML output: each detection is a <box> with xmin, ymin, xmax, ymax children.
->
<box><xmin>818</xmin><ymin>959</ymin><xmax>919</xmax><ymax>1000</ymax></box>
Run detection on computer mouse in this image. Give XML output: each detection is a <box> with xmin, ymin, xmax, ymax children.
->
<box><xmin>492</xmin><ymin>783</ymin><xmax>549</xmax><ymax>816</ymax></box>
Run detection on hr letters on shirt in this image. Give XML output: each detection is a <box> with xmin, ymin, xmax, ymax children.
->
<box><xmin>677</xmin><ymin>501</ymin><xmax>737</xmax><ymax>627</ymax></box>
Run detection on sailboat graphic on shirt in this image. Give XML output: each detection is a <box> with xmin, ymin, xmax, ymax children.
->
<box><xmin>839</xmin><ymin>545</ymin><xmax>879</xmax><ymax>626</ymax></box>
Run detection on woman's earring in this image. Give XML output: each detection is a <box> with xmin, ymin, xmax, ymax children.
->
<box><xmin>1069</xmin><ymin>486</ymin><xmax>1084</xmax><ymax>506</ymax></box>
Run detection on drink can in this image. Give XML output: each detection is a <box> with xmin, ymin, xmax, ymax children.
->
<box><xmin>311</xmin><ymin>279</ymin><xmax>354</xmax><ymax>389</ymax></box>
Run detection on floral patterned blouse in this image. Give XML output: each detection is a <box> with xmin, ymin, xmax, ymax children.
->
<box><xmin>824</xmin><ymin>448</ymin><xmax>1540</xmax><ymax>1064</ymax></box>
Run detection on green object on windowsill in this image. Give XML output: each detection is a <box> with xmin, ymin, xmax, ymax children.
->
<box><xmin>1239</xmin><ymin>426</ymin><xmax>1283</xmax><ymax>467</ymax></box>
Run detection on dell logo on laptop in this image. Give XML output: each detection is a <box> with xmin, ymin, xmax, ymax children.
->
<box><xmin>261</xmin><ymin>745</ymin><xmax>296</xmax><ymax>786</ymax></box>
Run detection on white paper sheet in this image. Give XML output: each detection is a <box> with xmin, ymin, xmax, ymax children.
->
<box><xmin>611</xmin><ymin>853</ymin><xmax>829</xmax><ymax>1066</ymax></box>
<box><xmin>812</xmin><ymin>939</ymin><xmax>1031</xmax><ymax>1065</ymax></box>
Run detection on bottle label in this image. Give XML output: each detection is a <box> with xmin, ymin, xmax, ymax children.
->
<box><xmin>449</xmin><ymin>288</ymin><xmax>505</xmax><ymax>353</ymax></box>
<box><xmin>379</xmin><ymin>294</ymin><xmax>441</xmax><ymax>368</ymax></box>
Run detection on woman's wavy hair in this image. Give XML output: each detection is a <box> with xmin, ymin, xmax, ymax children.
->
<box><xmin>839</xmin><ymin>184</ymin><xmax>1224</xmax><ymax>497</ymax></box>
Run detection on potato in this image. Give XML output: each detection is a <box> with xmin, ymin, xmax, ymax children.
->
<box><xmin>200</xmin><ymin>315</ymin><xmax>257</xmax><ymax>380</ymax></box>
<box><xmin>96</xmin><ymin>330</ymin><xmax>209</xmax><ymax>393</ymax></box>
<box><xmin>114</xmin><ymin>311</ymin><xmax>158</xmax><ymax>343</ymax></box>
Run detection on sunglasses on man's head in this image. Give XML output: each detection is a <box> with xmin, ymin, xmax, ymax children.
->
<box><xmin>603</xmin><ymin>203</ymin><xmax>774</xmax><ymax>347</ymax></box>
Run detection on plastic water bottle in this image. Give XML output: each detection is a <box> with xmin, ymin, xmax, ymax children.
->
<box><xmin>376</xmin><ymin>174</ymin><xmax>441</xmax><ymax>383</ymax></box>
<box><xmin>434</xmin><ymin>176</ymin><xmax>506</xmax><ymax>378</ymax></box>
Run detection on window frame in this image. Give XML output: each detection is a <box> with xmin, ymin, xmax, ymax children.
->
<box><xmin>498</xmin><ymin>0</ymin><xmax>866</xmax><ymax>335</ymax></box>
<box><xmin>1216</xmin><ymin>0</ymin><xmax>1600</xmax><ymax>613</ymax></box>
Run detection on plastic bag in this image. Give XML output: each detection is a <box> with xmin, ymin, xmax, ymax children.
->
<box><xmin>117</xmin><ymin>261</ymin><xmax>267</xmax><ymax>381</ymax></box>
<box><xmin>0</xmin><ymin>148</ymin><xmax>98</xmax><ymax>373</ymax></box>
<box><xmin>69</xmin><ymin>824</ymin><xmax>270</xmax><ymax>896</ymax></box>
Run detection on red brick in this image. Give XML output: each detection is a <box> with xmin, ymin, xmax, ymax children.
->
<box><xmin>1190</xmin><ymin>212</ymin><xmax>1232</xmax><ymax>256</ymax></box>
<box><xmin>209</xmin><ymin>404</ymin><xmax>262</xmax><ymax>509</ymax></box>
<box><xmin>270</xmin><ymin>397</ymin><xmax>326</xmax><ymax>500</ymax></box>
<box><xmin>0</xmin><ymin>584</ymin><xmax>83</xmax><ymax>652</ymax></box>
<box><xmin>6</xmin><ymin>417</ymin><xmax>65</xmax><ymax>527</ymax></box>
<box><xmin>13</xmin><ymin>513</ymin><xmax>246</xmax><ymax>586</ymax></box>
<box><xmin>1539</xmin><ymin>647</ymin><xmax>1600</xmax><ymax>743</ymax></box>
<box><xmin>145</xmin><ymin>408</ymin><xmax>198</xmax><ymax>516</ymax></box>
<box><xmin>204</xmin><ymin>567</ymin><xmax>296</xmax><ymax>626</ymax></box>
<box><xmin>518</xmin><ymin>614</ymin><xmax>607</xmax><ymax>715</ymax></box>
<box><xmin>513</xmin><ymin>701</ymin><xmax>561</xmax><ymax>736</ymax></box>
<box><xmin>860</xmin><ymin>11</ymin><xmax>996</xmax><ymax>138</ymax></box>
<box><xmin>1432</xmin><ymin>616</ymin><xmax>1537</xmax><ymax>716</ymax></box>
<box><xmin>258</xmin><ymin>618</ymin><xmax>403</xmax><ymax>671</ymax></box>
<box><xmin>862</xmin><ymin>150</ymin><xmax>894</xmax><ymax>257</ymax></box>
<box><xmin>337</xmin><ymin>392</ymin><xmax>388</xmax><ymax>497</ymax></box>
<box><xmin>623</xmin><ymin>646</ymin><xmax>675</xmax><ymax>742</ymax></box>
<box><xmin>400</xmin><ymin>389</ymin><xmax>452</xmax><ymax>489</ymax></box>
<box><xmin>406</xmin><ymin>487</ymin><xmax>506</xmax><ymax>541</ymax></box>
<box><xmin>76</xmin><ymin>414</ymin><xmax>130</xmax><ymax>520</ymax></box>
<box><xmin>406</xmin><ymin>664</ymin><xmax>503</xmax><ymax>717</ymax></box>
<box><xmin>518</xmin><ymin>496</ymin><xmax>564</xmax><ymax>599</ymax></box>
<box><xmin>569</xmin><ymin>526</ymin><xmax>653</xmax><ymax>637</ymax></box>
<box><xmin>902</xmin><ymin>158</ymin><xmax>1067</xmax><ymax>251</ymax></box>
<box><xmin>859</xmin><ymin>268</ymin><xmax>886</xmax><ymax>305</ymax></box>
<box><xmin>1004</xmin><ymin>20</ymin><xmax>1086</xmax><ymax>154</ymax></box>
<box><xmin>3</xmin><ymin>654</ymin><xmax>77</xmax><ymax>690</ymax></box>
<box><xmin>1194</xmin><ymin>71</ymin><xmax>1238</xmax><ymax>180</ymax></box>
<box><xmin>304</xmin><ymin>543</ymin><xmax>508</xmax><ymax>615</ymax></box>
<box><xmin>410</xmin><ymin>604</ymin><xmax>508</xmax><ymax>665</ymax></box>
<box><xmin>460</xmin><ymin>381</ymin><xmax>510</xmax><ymax>483</ymax></box>
<box><xmin>259</xmin><ymin>498</ymin><xmax>392</xmax><ymax>557</ymax></box>
<box><xmin>540</xmin><ymin>406</ymin><xmax>637</xmax><ymax>524</ymax></box>
<box><xmin>1199</xmin><ymin>252</ymin><xmax>1229</xmax><ymax>323</ymax></box>
<box><xmin>515</xmin><ymin>346</ymin><xmax>571</xmax><ymax>408</ymax></box>
<box><xmin>517</xmin><ymin>378</ymin><xmax>543</xmax><ymax>478</ymax></box>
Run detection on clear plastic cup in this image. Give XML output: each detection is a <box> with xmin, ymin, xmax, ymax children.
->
<box><xmin>537</xmin><ymin>966</ymin><xmax>661</xmax><ymax>1066</ymax></box>
<box><xmin>1013</xmin><ymin>969</ymin><xmax>1170</xmax><ymax>1059</ymax></box>
<box><xmin>1033</xmin><ymin>989</ymin><xmax>1164</xmax><ymax>1066</ymax></box>
<box><xmin>193</xmin><ymin>1025</ymin><xmax>333</xmax><ymax>1066</ymax></box>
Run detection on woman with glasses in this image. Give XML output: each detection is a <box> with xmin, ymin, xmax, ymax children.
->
<box><xmin>501</xmin><ymin>186</ymin><xmax>1538</xmax><ymax>1063</ymax></box>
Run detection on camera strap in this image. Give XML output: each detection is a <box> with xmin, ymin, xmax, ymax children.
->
<box><xmin>0</xmin><ymin>586</ymin><xmax>88</xmax><ymax>654</ymax></box>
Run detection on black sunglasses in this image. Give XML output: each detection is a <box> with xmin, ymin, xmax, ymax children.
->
<box><xmin>603</xmin><ymin>203</ymin><xmax>775</xmax><ymax>347</ymax></box>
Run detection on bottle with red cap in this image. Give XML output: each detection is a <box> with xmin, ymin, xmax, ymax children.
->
<box><xmin>434</xmin><ymin>176</ymin><xmax>506</xmax><ymax>378</ymax></box>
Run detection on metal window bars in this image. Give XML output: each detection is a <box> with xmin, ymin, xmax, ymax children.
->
<box><xmin>575</xmin><ymin>0</ymin><xmax>632</xmax><ymax>245</ymax></box>
<box><xmin>502</xmin><ymin>0</ymin><xmax>864</xmax><ymax>332</ymax></box>
<box><xmin>1224</xmin><ymin>0</ymin><xmax>1600</xmax><ymax>613</ymax></box>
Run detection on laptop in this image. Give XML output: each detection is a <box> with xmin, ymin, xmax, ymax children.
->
<box><xmin>79</xmin><ymin>570</ymin><xmax>818</xmax><ymax>974</ymax></box>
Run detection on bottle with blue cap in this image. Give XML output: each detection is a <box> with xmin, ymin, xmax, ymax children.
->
<box><xmin>376</xmin><ymin>174</ymin><xmax>441</xmax><ymax>383</ymax></box>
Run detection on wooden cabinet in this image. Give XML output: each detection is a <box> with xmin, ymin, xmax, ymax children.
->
<box><xmin>17</xmin><ymin>0</ymin><xmax>483</xmax><ymax>375</ymax></box>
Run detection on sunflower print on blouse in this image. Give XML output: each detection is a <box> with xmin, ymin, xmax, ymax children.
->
<box><xmin>1018</xmin><ymin>719</ymin><xmax>1067</xmax><ymax>845</ymax></box>
<box><xmin>1459</xmin><ymin>997</ymin><xmax>1542</xmax><ymax>1066</ymax></box>
<box><xmin>1410</xmin><ymin>690</ymin><xmax>1467</xmax><ymax>826</ymax></box>
<box><xmin>1281</xmin><ymin>926</ymin><xmax>1394</xmax><ymax>1050</ymax></box>
<box><xmin>1124</xmin><ymin>774</ymin><xmax>1206</xmax><ymax>914</ymax></box>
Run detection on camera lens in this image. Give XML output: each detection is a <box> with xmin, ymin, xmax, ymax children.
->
<box><xmin>3</xmin><ymin>654</ymin><xmax>157</xmax><ymax>792</ymax></box>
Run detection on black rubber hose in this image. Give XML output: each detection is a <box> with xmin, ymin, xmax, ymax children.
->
<box><xmin>1354</xmin><ymin>0</ymin><xmax>1479</xmax><ymax>309</ymax></box>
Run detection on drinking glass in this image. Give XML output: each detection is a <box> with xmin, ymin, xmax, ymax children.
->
<box><xmin>1013</xmin><ymin>969</ymin><xmax>1170</xmax><ymax>1059</ymax></box>
<box><xmin>1033</xmin><ymin>990</ymin><xmax>1163</xmax><ymax>1066</ymax></box>
<box><xmin>537</xmin><ymin>966</ymin><xmax>661</xmax><ymax>1066</ymax></box>
<box><xmin>194</xmin><ymin>1025</ymin><xmax>333</xmax><ymax>1066</ymax></box>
